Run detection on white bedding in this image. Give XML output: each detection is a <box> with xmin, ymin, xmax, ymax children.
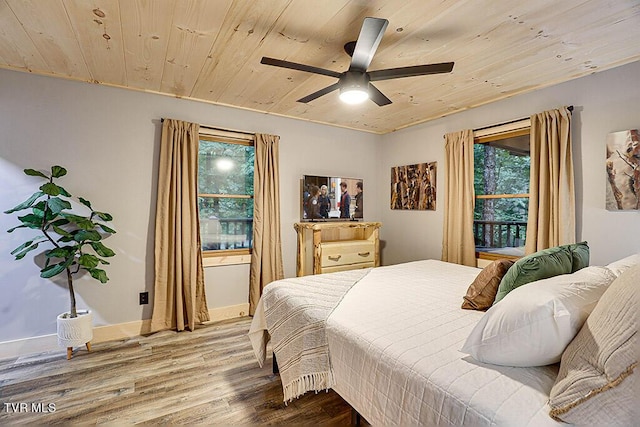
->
<box><xmin>248</xmin><ymin>268</ymin><xmax>370</xmax><ymax>402</ymax></box>
<box><xmin>326</xmin><ymin>260</ymin><xmax>563</xmax><ymax>426</ymax></box>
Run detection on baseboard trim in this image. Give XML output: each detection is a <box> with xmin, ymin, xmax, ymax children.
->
<box><xmin>0</xmin><ymin>334</ymin><xmax>59</xmax><ymax>360</ymax></box>
<box><xmin>0</xmin><ymin>303</ymin><xmax>250</xmax><ymax>359</ymax></box>
<box><xmin>204</xmin><ymin>303</ymin><xmax>250</xmax><ymax>324</ymax></box>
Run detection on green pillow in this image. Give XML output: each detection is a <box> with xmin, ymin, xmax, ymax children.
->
<box><xmin>494</xmin><ymin>245</ymin><xmax>573</xmax><ymax>304</ymax></box>
<box><xmin>564</xmin><ymin>241</ymin><xmax>589</xmax><ymax>273</ymax></box>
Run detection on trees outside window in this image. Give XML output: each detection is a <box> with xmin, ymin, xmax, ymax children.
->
<box><xmin>474</xmin><ymin>130</ymin><xmax>530</xmax><ymax>254</ymax></box>
<box><xmin>198</xmin><ymin>135</ymin><xmax>254</xmax><ymax>255</ymax></box>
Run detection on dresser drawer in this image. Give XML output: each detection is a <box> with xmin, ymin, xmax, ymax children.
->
<box><xmin>320</xmin><ymin>241</ymin><xmax>375</xmax><ymax>268</ymax></box>
<box><xmin>321</xmin><ymin>261</ymin><xmax>375</xmax><ymax>274</ymax></box>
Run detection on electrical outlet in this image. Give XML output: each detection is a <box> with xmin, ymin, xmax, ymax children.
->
<box><xmin>139</xmin><ymin>292</ymin><xmax>149</xmax><ymax>305</ymax></box>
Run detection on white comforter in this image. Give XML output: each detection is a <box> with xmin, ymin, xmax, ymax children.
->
<box><xmin>326</xmin><ymin>260</ymin><xmax>563</xmax><ymax>426</ymax></box>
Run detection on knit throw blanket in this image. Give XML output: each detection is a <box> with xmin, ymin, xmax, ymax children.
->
<box><xmin>248</xmin><ymin>268</ymin><xmax>370</xmax><ymax>403</ymax></box>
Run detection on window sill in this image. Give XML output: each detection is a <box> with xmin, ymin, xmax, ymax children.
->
<box><xmin>475</xmin><ymin>251</ymin><xmax>522</xmax><ymax>261</ymax></box>
<box><xmin>203</xmin><ymin>253</ymin><xmax>251</xmax><ymax>267</ymax></box>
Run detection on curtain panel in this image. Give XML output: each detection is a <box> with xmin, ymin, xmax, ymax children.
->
<box><xmin>526</xmin><ymin>107</ymin><xmax>575</xmax><ymax>253</ymax></box>
<box><xmin>249</xmin><ymin>133</ymin><xmax>285</xmax><ymax>315</ymax></box>
<box><xmin>442</xmin><ymin>129</ymin><xmax>477</xmax><ymax>266</ymax></box>
<box><xmin>150</xmin><ymin>119</ymin><xmax>210</xmax><ymax>332</ymax></box>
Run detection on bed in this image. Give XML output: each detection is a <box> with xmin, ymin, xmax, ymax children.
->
<box><xmin>248</xmin><ymin>257</ymin><xmax>637</xmax><ymax>426</ymax></box>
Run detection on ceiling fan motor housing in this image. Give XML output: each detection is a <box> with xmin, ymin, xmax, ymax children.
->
<box><xmin>340</xmin><ymin>71</ymin><xmax>370</xmax><ymax>92</ymax></box>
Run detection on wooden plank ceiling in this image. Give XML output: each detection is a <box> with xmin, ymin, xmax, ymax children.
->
<box><xmin>1</xmin><ymin>0</ymin><xmax>639</xmax><ymax>134</ymax></box>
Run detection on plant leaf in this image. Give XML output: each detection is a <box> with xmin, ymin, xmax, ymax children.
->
<box><xmin>10</xmin><ymin>240</ymin><xmax>34</xmax><ymax>256</ymax></box>
<box><xmin>46</xmin><ymin>197</ymin><xmax>71</xmax><ymax>215</ymax></box>
<box><xmin>3</xmin><ymin>191</ymin><xmax>45</xmax><ymax>214</ymax></box>
<box><xmin>52</xmin><ymin>225</ymin><xmax>72</xmax><ymax>237</ymax></box>
<box><xmin>88</xmin><ymin>268</ymin><xmax>109</xmax><ymax>283</ymax></box>
<box><xmin>14</xmin><ymin>243</ymin><xmax>40</xmax><ymax>260</ymax></box>
<box><xmin>24</xmin><ymin>169</ymin><xmax>48</xmax><ymax>178</ymax></box>
<box><xmin>97</xmin><ymin>223</ymin><xmax>116</xmax><ymax>234</ymax></box>
<box><xmin>40</xmin><ymin>262</ymin><xmax>67</xmax><ymax>278</ymax></box>
<box><xmin>40</xmin><ymin>256</ymin><xmax>74</xmax><ymax>278</ymax></box>
<box><xmin>17</xmin><ymin>213</ymin><xmax>44</xmax><ymax>229</ymax></box>
<box><xmin>73</xmin><ymin>230</ymin><xmax>102</xmax><ymax>242</ymax></box>
<box><xmin>78</xmin><ymin>197</ymin><xmax>92</xmax><ymax>209</ymax></box>
<box><xmin>94</xmin><ymin>211</ymin><xmax>113</xmax><ymax>222</ymax></box>
<box><xmin>78</xmin><ymin>253</ymin><xmax>100</xmax><ymax>268</ymax></box>
<box><xmin>46</xmin><ymin>247</ymin><xmax>74</xmax><ymax>259</ymax></box>
<box><xmin>90</xmin><ymin>241</ymin><xmax>116</xmax><ymax>257</ymax></box>
<box><xmin>40</xmin><ymin>182</ymin><xmax>61</xmax><ymax>196</ymax></box>
<box><xmin>11</xmin><ymin>238</ymin><xmax>44</xmax><ymax>257</ymax></box>
<box><xmin>32</xmin><ymin>200</ymin><xmax>47</xmax><ymax>214</ymax></box>
<box><xmin>50</xmin><ymin>218</ymin><xmax>70</xmax><ymax>227</ymax></box>
<box><xmin>61</xmin><ymin>214</ymin><xmax>95</xmax><ymax>230</ymax></box>
<box><xmin>51</xmin><ymin>166</ymin><xmax>67</xmax><ymax>178</ymax></box>
<box><xmin>7</xmin><ymin>224</ymin><xmax>27</xmax><ymax>233</ymax></box>
<box><xmin>56</xmin><ymin>186</ymin><xmax>71</xmax><ymax>197</ymax></box>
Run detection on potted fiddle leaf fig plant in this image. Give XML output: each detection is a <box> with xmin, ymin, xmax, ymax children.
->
<box><xmin>4</xmin><ymin>165</ymin><xmax>116</xmax><ymax>358</ymax></box>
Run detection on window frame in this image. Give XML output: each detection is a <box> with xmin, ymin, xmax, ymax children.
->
<box><xmin>473</xmin><ymin>124</ymin><xmax>531</xmax><ymax>259</ymax></box>
<box><xmin>198</xmin><ymin>131</ymin><xmax>255</xmax><ymax>266</ymax></box>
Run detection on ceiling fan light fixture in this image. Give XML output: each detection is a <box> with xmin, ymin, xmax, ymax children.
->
<box><xmin>339</xmin><ymin>87</ymin><xmax>369</xmax><ymax>104</ymax></box>
<box><xmin>339</xmin><ymin>71</ymin><xmax>370</xmax><ymax>104</ymax></box>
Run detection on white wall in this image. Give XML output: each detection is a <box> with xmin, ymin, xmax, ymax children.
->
<box><xmin>379</xmin><ymin>61</ymin><xmax>640</xmax><ymax>266</ymax></box>
<box><xmin>0</xmin><ymin>69</ymin><xmax>382</xmax><ymax>344</ymax></box>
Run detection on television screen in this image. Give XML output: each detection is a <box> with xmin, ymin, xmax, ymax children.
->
<box><xmin>301</xmin><ymin>175</ymin><xmax>363</xmax><ymax>221</ymax></box>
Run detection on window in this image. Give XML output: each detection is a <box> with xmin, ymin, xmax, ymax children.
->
<box><xmin>198</xmin><ymin>131</ymin><xmax>254</xmax><ymax>259</ymax></box>
<box><xmin>473</xmin><ymin>125</ymin><xmax>530</xmax><ymax>258</ymax></box>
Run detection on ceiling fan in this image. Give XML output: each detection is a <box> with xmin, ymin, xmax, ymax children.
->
<box><xmin>260</xmin><ymin>17</ymin><xmax>454</xmax><ymax>106</ymax></box>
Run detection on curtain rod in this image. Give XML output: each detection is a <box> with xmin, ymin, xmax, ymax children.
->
<box><xmin>473</xmin><ymin>105</ymin><xmax>573</xmax><ymax>132</ymax></box>
<box><xmin>160</xmin><ymin>118</ymin><xmax>255</xmax><ymax>137</ymax></box>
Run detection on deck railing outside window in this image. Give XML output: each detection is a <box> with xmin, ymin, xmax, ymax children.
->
<box><xmin>474</xmin><ymin>220</ymin><xmax>527</xmax><ymax>249</ymax></box>
<box><xmin>201</xmin><ymin>218</ymin><xmax>253</xmax><ymax>251</ymax></box>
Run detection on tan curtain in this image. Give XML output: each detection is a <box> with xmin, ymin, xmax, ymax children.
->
<box><xmin>525</xmin><ymin>107</ymin><xmax>575</xmax><ymax>253</ymax></box>
<box><xmin>151</xmin><ymin>119</ymin><xmax>209</xmax><ymax>332</ymax></box>
<box><xmin>442</xmin><ymin>129</ymin><xmax>477</xmax><ymax>266</ymax></box>
<box><xmin>249</xmin><ymin>133</ymin><xmax>285</xmax><ymax>315</ymax></box>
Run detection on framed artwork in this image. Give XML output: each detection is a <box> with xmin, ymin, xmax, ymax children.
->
<box><xmin>391</xmin><ymin>162</ymin><xmax>437</xmax><ymax>210</ymax></box>
<box><xmin>605</xmin><ymin>129</ymin><xmax>639</xmax><ymax>210</ymax></box>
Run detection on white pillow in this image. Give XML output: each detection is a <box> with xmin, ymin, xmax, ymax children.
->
<box><xmin>460</xmin><ymin>266</ymin><xmax>616</xmax><ymax>367</ymax></box>
<box><xmin>605</xmin><ymin>253</ymin><xmax>640</xmax><ymax>277</ymax></box>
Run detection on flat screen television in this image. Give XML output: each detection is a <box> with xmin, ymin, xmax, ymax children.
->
<box><xmin>301</xmin><ymin>175</ymin><xmax>363</xmax><ymax>221</ymax></box>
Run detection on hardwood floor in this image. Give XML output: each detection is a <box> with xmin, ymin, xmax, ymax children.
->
<box><xmin>0</xmin><ymin>317</ymin><xmax>355</xmax><ymax>425</ymax></box>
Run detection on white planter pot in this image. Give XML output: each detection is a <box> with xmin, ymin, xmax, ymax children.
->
<box><xmin>56</xmin><ymin>310</ymin><xmax>93</xmax><ymax>348</ymax></box>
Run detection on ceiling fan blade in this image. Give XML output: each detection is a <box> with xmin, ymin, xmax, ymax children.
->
<box><xmin>297</xmin><ymin>82</ymin><xmax>341</xmax><ymax>103</ymax></box>
<box><xmin>369</xmin><ymin>62</ymin><xmax>455</xmax><ymax>81</ymax></box>
<box><xmin>261</xmin><ymin>57</ymin><xmax>341</xmax><ymax>79</ymax></box>
<box><xmin>349</xmin><ymin>17</ymin><xmax>389</xmax><ymax>72</ymax></box>
<box><xmin>368</xmin><ymin>83</ymin><xmax>392</xmax><ymax>106</ymax></box>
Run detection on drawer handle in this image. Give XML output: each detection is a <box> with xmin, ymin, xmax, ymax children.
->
<box><xmin>358</xmin><ymin>252</ymin><xmax>371</xmax><ymax>257</ymax></box>
<box><xmin>328</xmin><ymin>255</ymin><xmax>342</xmax><ymax>261</ymax></box>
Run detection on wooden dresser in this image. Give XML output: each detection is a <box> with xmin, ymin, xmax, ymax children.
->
<box><xmin>294</xmin><ymin>221</ymin><xmax>382</xmax><ymax>277</ymax></box>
